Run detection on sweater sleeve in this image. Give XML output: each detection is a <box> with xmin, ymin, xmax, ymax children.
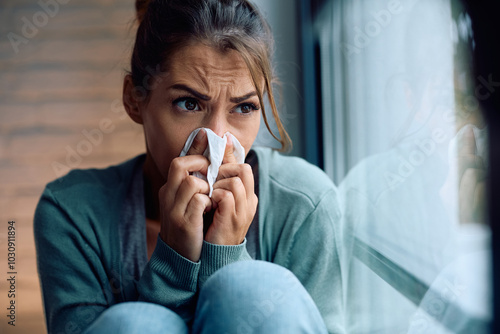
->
<box><xmin>136</xmin><ymin>236</ymin><xmax>200</xmax><ymax>322</ymax></box>
<box><xmin>138</xmin><ymin>238</ymin><xmax>252</xmax><ymax>322</ymax></box>
<box><xmin>198</xmin><ymin>239</ymin><xmax>252</xmax><ymax>288</ymax></box>
<box><xmin>34</xmin><ymin>187</ymin><xmax>114</xmax><ymax>334</ymax></box>
<box><xmin>284</xmin><ymin>189</ymin><xmax>345</xmax><ymax>334</ymax></box>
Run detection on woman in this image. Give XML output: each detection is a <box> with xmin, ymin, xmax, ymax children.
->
<box><xmin>34</xmin><ymin>0</ymin><xmax>344</xmax><ymax>333</ymax></box>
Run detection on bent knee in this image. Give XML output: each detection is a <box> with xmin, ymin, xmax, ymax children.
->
<box><xmin>201</xmin><ymin>260</ymin><xmax>305</xmax><ymax>306</ymax></box>
<box><xmin>206</xmin><ymin>260</ymin><xmax>300</xmax><ymax>288</ymax></box>
<box><xmin>85</xmin><ymin>302</ymin><xmax>187</xmax><ymax>334</ymax></box>
<box><xmin>100</xmin><ymin>302</ymin><xmax>168</xmax><ymax>319</ymax></box>
<box><xmin>195</xmin><ymin>261</ymin><xmax>327</xmax><ymax>333</ymax></box>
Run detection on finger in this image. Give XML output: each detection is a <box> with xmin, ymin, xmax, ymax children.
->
<box><xmin>222</xmin><ymin>135</ymin><xmax>238</xmax><ymax>164</ymax></box>
<box><xmin>459</xmin><ymin>168</ymin><xmax>486</xmax><ymax>223</ymax></box>
<box><xmin>209</xmin><ymin>188</ymin><xmax>249</xmax><ymax>245</ymax></box>
<box><xmin>457</xmin><ymin>126</ymin><xmax>476</xmax><ymax>156</ymax></box>
<box><xmin>459</xmin><ymin>168</ymin><xmax>486</xmax><ymax>204</ymax></box>
<box><xmin>217</xmin><ymin>163</ymin><xmax>254</xmax><ymax>199</ymax></box>
<box><xmin>213</xmin><ymin>177</ymin><xmax>247</xmax><ymax>215</ymax></box>
<box><xmin>186</xmin><ymin>129</ymin><xmax>208</xmax><ymax>156</ymax></box>
<box><xmin>457</xmin><ymin>154</ymin><xmax>485</xmax><ymax>181</ymax></box>
<box><xmin>459</xmin><ymin>169</ymin><xmax>475</xmax><ymax>223</ymax></box>
<box><xmin>165</xmin><ymin>155</ymin><xmax>209</xmax><ymax>203</ymax></box>
<box><xmin>211</xmin><ymin>188</ymin><xmax>236</xmax><ymax>220</ymax></box>
<box><xmin>173</xmin><ymin>175</ymin><xmax>210</xmax><ymax>217</ymax></box>
<box><xmin>460</xmin><ymin>168</ymin><xmax>487</xmax><ymax>190</ymax></box>
<box><xmin>185</xmin><ymin>193</ymin><xmax>213</xmax><ymax>223</ymax></box>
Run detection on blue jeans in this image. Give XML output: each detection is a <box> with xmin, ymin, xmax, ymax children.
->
<box><xmin>84</xmin><ymin>261</ymin><xmax>328</xmax><ymax>333</ymax></box>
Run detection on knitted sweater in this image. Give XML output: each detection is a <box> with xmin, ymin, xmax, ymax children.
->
<box><xmin>34</xmin><ymin>147</ymin><xmax>344</xmax><ymax>333</ymax></box>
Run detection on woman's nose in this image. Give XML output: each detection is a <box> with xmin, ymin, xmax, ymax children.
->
<box><xmin>203</xmin><ymin>111</ymin><xmax>228</xmax><ymax>137</ymax></box>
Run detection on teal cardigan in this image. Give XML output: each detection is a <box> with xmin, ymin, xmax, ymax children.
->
<box><xmin>34</xmin><ymin>147</ymin><xmax>344</xmax><ymax>333</ymax></box>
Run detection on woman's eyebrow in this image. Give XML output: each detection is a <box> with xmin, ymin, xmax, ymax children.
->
<box><xmin>170</xmin><ymin>84</ymin><xmax>211</xmax><ymax>101</ymax></box>
<box><xmin>230</xmin><ymin>92</ymin><xmax>258</xmax><ymax>104</ymax></box>
<box><xmin>170</xmin><ymin>84</ymin><xmax>258</xmax><ymax>104</ymax></box>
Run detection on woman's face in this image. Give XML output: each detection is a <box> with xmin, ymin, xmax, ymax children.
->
<box><xmin>130</xmin><ymin>43</ymin><xmax>262</xmax><ymax>180</ymax></box>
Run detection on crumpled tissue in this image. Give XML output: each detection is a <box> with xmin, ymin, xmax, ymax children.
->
<box><xmin>179</xmin><ymin>128</ymin><xmax>245</xmax><ymax>196</ymax></box>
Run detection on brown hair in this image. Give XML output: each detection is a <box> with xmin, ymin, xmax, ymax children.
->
<box><xmin>132</xmin><ymin>0</ymin><xmax>291</xmax><ymax>151</ymax></box>
<box><xmin>135</xmin><ymin>0</ymin><xmax>149</xmax><ymax>24</ymax></box>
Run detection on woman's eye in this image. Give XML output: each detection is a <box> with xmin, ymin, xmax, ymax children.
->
<box><xmin>234</xmin><ymin>103</ymin><xmax>258</xmax><ymax>114</ymax></box>
<box><xmin>175</xmin><ymin>98</ymin><xmax>200</xmax><ymax>111</ymax></box>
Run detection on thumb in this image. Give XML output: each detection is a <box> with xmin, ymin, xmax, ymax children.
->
<box><xmin>186</xmin><ymin>129</ymin><xmax>208</xmax><ymax>156</ymax></box>
<box><xmin>222</xmin><ymin>135</ymin><xmax>238</xmax><ymax>164</ymax></box>
<box><xmin>458</xmin><ymin>125</ymin><xmax>476</xmax><ymax>156</ymax></box>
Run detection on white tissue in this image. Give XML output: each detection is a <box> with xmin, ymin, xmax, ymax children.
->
<box><xmin>179</xmin><ymin>128</ymin><xmax>245</xmax><ymax>197</ymax></box>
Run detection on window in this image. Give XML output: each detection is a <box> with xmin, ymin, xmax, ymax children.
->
<box><xmin>307</xmin><ymin>0</ymin><xmax>492</xmax><ymax>332</ymax></box>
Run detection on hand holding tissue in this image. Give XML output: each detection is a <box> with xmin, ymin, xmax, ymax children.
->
<box><xmin>180</xmin><ymin>128</ymin><xmax>246</xmax><ymax>196</ymax></box>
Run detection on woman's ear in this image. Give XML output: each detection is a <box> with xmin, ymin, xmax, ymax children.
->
<box><xmin>123</xmin><ymin>74</ymin><xmax>144</xmax><ymax>124</ymax></box>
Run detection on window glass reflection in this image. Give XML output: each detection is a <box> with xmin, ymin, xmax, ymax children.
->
<box><xmin>316</xmin><ymin>0</ymin><xmax>491</xmax><ymax>332</ymax></box>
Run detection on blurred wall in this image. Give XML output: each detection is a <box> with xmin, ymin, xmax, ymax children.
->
<box><xmin>0</xmin><ymin>1</ymin><xmax>142</xmax><ymax>333</ymax></box>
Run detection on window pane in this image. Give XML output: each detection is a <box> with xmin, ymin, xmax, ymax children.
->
<box><xmin>316</xmin><ymin>0</ymin><xmax>492</xmax><ymax>332</ymax></box>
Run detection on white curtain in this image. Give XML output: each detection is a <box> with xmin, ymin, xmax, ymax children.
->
<box><xmin>317</xmin><ymin>0</ymin><xmax>492</xmax><ymax>332</ymax></box>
